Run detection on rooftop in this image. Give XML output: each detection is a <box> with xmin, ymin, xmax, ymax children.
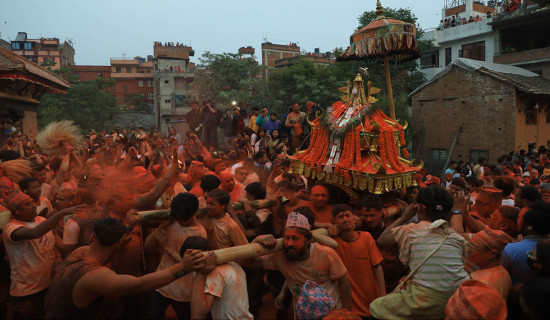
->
<box><xmin>410</xmin><ymin>58</ymin><xmax>550</xmax><ymax>97</ymax></box>
<box><xmin>0</xmin><ymin>46</ymin><xmax>70</xmax><ymax>92</ymax></box>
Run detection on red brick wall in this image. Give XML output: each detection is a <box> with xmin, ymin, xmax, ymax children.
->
<box><xmin>411</xmin><ymin>67</ymin><xmax>517</xmax><ymax>171</ymax></box>
<box><xmin>112</xmin><ymin>79</ymin><xmax>154</xmax><ymax>104</ymax></box>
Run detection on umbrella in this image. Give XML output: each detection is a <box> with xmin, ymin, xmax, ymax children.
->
<box><xmin>338</xmin><ymin>0</ymin><xmax>419</xmax><ymax>120</ymax></box>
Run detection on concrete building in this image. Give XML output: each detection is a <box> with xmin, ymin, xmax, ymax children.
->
<box><xmin>0</xmin><ymin>46</ymin><xmax>70</xmax><ymax>136</ymax></box>
<box><xmin>420</xmin><ymin>0</ymin><xmax>497</xmax><ymax>80</ymax></box>
<box><xmin>410</xmin><ymin>58</ymin><xmax>550</xmax><ymax>174</ymax></box>
<box><xmin>420</xmin><ymin>1</ymin><xmax>550</xmax><ymax>81</ymax></box>
<box><xmin>110</xmin><ymin>56</ymin><xmax>154</xmax><ymax>106</ymax></box>
<box><xmin>490</xmin><ymin>4</ymin><xmax>550</xmax><ymax>79</ymax></box>
<box><xmin>152</xmin><ymin>43</ymin><xmax>197</xmax><ymax>134</ymax></box>
<box><xmin>9</xmin><ymin>32</ymin><xmax>75</xmax><ymax>70</ymax></box>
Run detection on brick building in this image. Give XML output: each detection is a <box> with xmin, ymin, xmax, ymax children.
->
<box><xmin>153</xmin><ymin>43</ymin><xmax>197</xmax><ymax>133</ymax></box>
<box><xmin>110</xmin><ymin>57</ymin><xmax>154</xmax><ymax>106</ymax></box>
<box><xmin>69</xmin><ymin>65</ymin><xmax>112</xmax><ymax>82</ymax></box>
<box><xmin>261</xmin><ymin>42</ymin><xmax>300</xmax><ymax>76</ymax></box>
<box><xmin>9</xmin><ymin>32</ymin><xmax>75</xmax><ymax>70</ymax></box>
<box><xmin>410</xmin><ymin>58</ymin><xmax>550</xmax><ymax>174</ymax></box>
<box><xmin>275</xmin><ymin>52</ymin><xmax>335</xmax><ymax>69</ymax></box>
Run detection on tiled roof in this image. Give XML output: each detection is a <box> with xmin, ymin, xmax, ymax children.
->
<box><xmin>0</xmin><ymin>46</ymin><xmax>70</xmax><ymax>89</ymax></box>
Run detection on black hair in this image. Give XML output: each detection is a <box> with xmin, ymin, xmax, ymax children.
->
<box><xmin>519</xmin><ymin>186</ymin><xmax>542</xmax><ymax>202</ymax></box>
<box><xmin>0</xmin><ymin>150</ymin><xmax>21</xmax><ymax>161</ymax></box>
<box><xmin>207</xmin><ymin>188</ymin><xmax>230</xmax><ymax>206</ymax></box>
<box><xmin>449</xmin><ymin>161</ymin><xmax>457</xmax><ymax>166</ymax></box>
<box><xmin>534</xmin><ymin>239</ymin><xmax>550</xmax><ymax>278</ymax></box>
<box><xmin>170</xmin><ymin>193</ymin><xmax>199</xmax><ymax>221</ymax></box>
<box><xmin>93</xmin><ymin>217</ymin><xmax>129</xmax><ymax>247</ymax></box>
<box><xmin>18</xmin><ymin>176</ymin><xmax>38</xmax><ymax>191</ymax></box>
<box><xmin>494</xmin><ymin>176</ymin><xmax>515</xmax><ymax>197</ymax></box>
<box><xmin>450</xmin><ymin>177</ymin><xmax>466</xmax><ymax>189</ymax></box>
<box><xmin>294</xmin><ymin>206</ymin><xmax>315</xmax><ymax>227</ymax></box>
<box><xmin>179</xmin><ymin>236</ymin><xmax>211</xmax><ymax>257</ymax></box>
<box><xmin>252</xmin><ymin>107</ymin><xmax>260</xmax><ymax>111</ymax></box>
<box><xmin>253</xmin><ymin>150</ymin><xmax>267</xmax><ymax>161</ymax></box>
<box><xmin>244</xmin><ymin>182</ymin><xmax>266</xmax><ymax>200</ymax></box>
<box><xmin>358</xmin><ymin>194</ymin><xmax>383</xmax><ymax>211</ymax></box>
<box><xmin>76</xmin><ymin>188</ymin><xmax>97</xmax><ymax>205</ymax></box>
<box><xmin>465</xmin><ymin>176</ymin><xmax>484</xmax><ymax>188</ymax></box>
<box><xmin>530</xmin><ymin>178</ymin><xmax>541</xmax><ymax>186</ymax></box>
<box><xmin>417</xmin><ymin>186</ymin><xmax>454</xmax><ymax>222</ymax></box>
<box><xmin>332</xmin><ymin>203</ymin><xmax>353</xmax><ymax>217</ymax></box>
<box><xmin>524</xmin><ymin>201</ymin><xmax>550</xmax><ymax>235</ymax></box>
<box><xmin>499</xmin><ymin>205</ymin><xmax>520</xmax><ymax>222</ymax></box>
<box><xmin>200</xmin><ymin>175</ymin><xmax>221</xmax><ymax>193</ymax></box>
<box><xmin>478</xmin><ymin>157</ymin><xmax>486</xmax><ymax>164</ymax></box>
<box><xmin>277</xmin><ymin>180</ymin><xmax>295</xmax><ymax>192</ymax></box>
<box><xmin>520</xmin><ymin>278</ymin><xmax>550</xmax><ymax>319</ymax></box>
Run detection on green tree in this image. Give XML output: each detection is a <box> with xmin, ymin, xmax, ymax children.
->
<box><xmin>52</xmin><ymin>65</ymin><xmax>80</xmax><ymax>84</ymax></box>
<box><xmin>195</xmin><ymin>52</ymin><xmax>267</xmax><ymax>110</ymax></box>
<box><xmin>267</xmin><ymin>58</ymin><xmax>345</xmax><ymax>115</ymax></box>
<box><xmin>124</xmin><ymin>94</ymin><xmax>152</xmax><ymax>113</ymax></box>
<box><xmin>38</xmin><ymin>78</ymin><xmax>119</xmax><ymax>131</ymax></box>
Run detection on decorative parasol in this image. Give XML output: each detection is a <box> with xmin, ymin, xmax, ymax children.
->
<box><xmin>338</xmin><ymin>0</ymin><xmax>419</xmax><ymax>120</ymax></box>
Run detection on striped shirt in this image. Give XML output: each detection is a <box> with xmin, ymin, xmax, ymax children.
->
<box><xmin>392</xmin><ymin>221</ymin><xmax>469</xmax><ymax>292</ymax></box>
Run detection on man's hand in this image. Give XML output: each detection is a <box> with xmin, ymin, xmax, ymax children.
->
<box><xmin>124</xmin><ymin>209</ymin><xmax>139</xmax><ymax>227</ymax></box>
<box><xmin>400</xmin><ymin>203</ymin><xmax>418</xmax><ymax>222</ymax></box>
<box><xmin>181</xmin><ymin>249</ymin><xmax>207</xmax><ymax>273</ymax></box>
<box><xmin>57</xmin><ymin>204</ymin><xmax>86</xmax><ymax>216</ymax></box>
<box><xmin>453</xmin><ymin>191</ymin><xmax>470</xmax><ymax>214</ymax></box>
<box><xmin>253</xmin><ymin>234</ymin><xmax>277</xmax><ymax>248</ymax></box>
<box><xmin>199</xmin><ymin>251</ymin><xmax>217</xmax><ymax>275</ymax></box>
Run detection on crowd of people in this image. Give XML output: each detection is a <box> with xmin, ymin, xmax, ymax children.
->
<box><xmin>0</xmin><ymin>100</ymin><xmax>549</xmax><ymax>320</ymax></box>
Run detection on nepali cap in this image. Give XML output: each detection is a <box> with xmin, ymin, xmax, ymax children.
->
<box><xmin>478</xmin><ymin>186</ymin><xmax>503</xmax><ymax>205</ymax></box>
<box><xmin>1</xmin><ymin>191</ymin><xmax>32</xmax><ymax>213</ymax></box>
<box><xmin>445</xmin><ymin>279</ymin><xmax>507</xmax><ymax>320</ymax></box>
<box><xmin>474</xmin><ymin>226</ymin><xmax>513</xmax><ymax>254</ymax></box>
<box><xmin>285</xmin><ymin>212</ymin><xmax>311</xmax><ymax>231</ymax></box>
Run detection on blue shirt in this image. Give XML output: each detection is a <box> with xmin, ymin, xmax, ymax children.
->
<box><xmin>501</xmin><ymin>236</ymin><xmax>544</xmax><ymax>285</ymax></box>
<box><xmin>264</xmin><ymin>120</ymin><xmax>281</xmax><ymax>134</ymax></box>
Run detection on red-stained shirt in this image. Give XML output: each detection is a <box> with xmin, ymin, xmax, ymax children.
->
<box><xmin>334</xmin><ymin>232</ymin><xmax>383</xmax><ymax>317</ymax></box>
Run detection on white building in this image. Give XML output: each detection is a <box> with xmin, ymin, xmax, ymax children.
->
<box><xmin>420</xmin><ymin>0</ymin><xmax>498</xmax><ymax>80</ymax></box>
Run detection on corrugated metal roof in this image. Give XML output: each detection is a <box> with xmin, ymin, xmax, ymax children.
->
<box><xmin>409</xmin><ymin>58</ymin><xmax>550</xmax><ymax>97</ymax></box>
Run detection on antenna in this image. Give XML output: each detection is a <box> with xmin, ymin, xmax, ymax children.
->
<box><xmin>122</xmin><ymin>53</ymin><xmax>127</xmax><ymax>60</ymax></box>
<box><xmin>263</xmin><ymin>35</ymin><xmax>268</xmax><ymax>43</ymax></box>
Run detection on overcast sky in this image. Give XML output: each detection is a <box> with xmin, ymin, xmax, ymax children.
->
<box><xmin>1</xmin><ymin>0</ymin><xmax>444</xmax><ymax>65</ymax></box>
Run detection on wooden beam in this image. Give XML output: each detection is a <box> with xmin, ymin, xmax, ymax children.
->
<box><xmin>0</xmin><ymin>91</ymin><xmax>40</xmax><ymax>104</ymax></box>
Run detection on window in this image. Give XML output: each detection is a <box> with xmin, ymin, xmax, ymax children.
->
<box><xmin>115</xmin><ymin>67</ymin><xmax>121</xmax><ymax>73</ymax></box>
<box><xmin>525</xmin><ymin>109</ymin><xmax>537</xmax><ymax>125</ymax></box>
<box><xmin>432</xmin><ymin>149</ymin><xmax>447</xmax><ymax>163</ymax></box>
<box><xmin>445</xmin><ymin>47</ymin><xmax>452</xmax><ymax>66</ymax></box>
<box><xmin>164</xmin><ymin>99</ymin><xmax>171</xmax><ymax>103</ymax></box>
<box><xmin>11</xmin><ymin>42</ymin><xmax>20</xmax><ymax>50</ymax></box>
<box><xmin>126</xmin><ymin>67</ymin><xmax>132</xmax><ymax>73</ymax></box>
<box><xmin>23</xmin><ymin>42</ymin><xmax>32</xmax><ymax>50</ymax></box>
<box><xmin>138</xmin><ymin>80</ymin><xmax>143</xmax><ymax>87</ymax></box>
<box><xmin>147</xmin><ymin>80</ymin><xmax>153</xmax><ymax>87</ymax></box>
<box><xmin>421</xmin><ymin>51</ymin><xmax>439</xmax><ymax>69</ymax></box>
<box><xmin>148</xmin><ymin>93</ymin><xmax>154</xmax><ymax>99</ymax></box>
<box><xmin>164</xmin><ymin>80</ymin><xmax>169</xmax><ymax>84</ymax></box>
<box><xmin>470</xmin><ymin>150</ymin><xmax>489</xmax><ymax>163</ymax></box>
<box><xmin>123</xmin><ymin>85</ymin><xmax>128</xmax><ymax>93</ymax></box>
<box><xmin>460</xmin><ymin>41</ymin><xmax>485</xmax><ymax>61</ymax></box>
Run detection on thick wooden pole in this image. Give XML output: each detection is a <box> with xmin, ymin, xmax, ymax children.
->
<box><xmin>165</xmin><ymin>228</ymin><xmax>332</xmax><ymax>264</ymax></box>
<box><xmin>384</xmin><ymin>54</ymin><xmax>396</xmax><ymax>120</ymax></box>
